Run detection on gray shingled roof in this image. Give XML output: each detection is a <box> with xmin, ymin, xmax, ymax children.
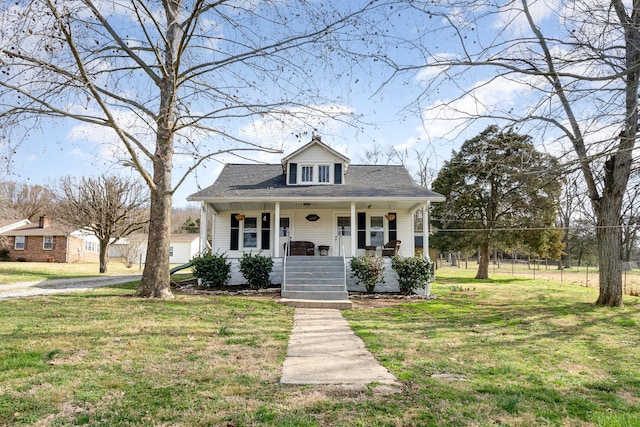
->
<box><xmin>188</xmin><ymin>164</ymin><xmax>444</xmax><ymax>201</ymax></box>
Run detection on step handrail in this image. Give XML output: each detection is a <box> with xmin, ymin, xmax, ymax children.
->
<box><xmin>342</xmin><ymin>246</ymin><xmax>347</xmax><ymax>293</ymax></box>
<box><xmin>283</xmin><ymin>253</ymin><xmax>288</xmax><ymax>293</ymax></box>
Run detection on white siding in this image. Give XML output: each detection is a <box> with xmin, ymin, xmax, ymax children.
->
<box><xmin>346</xmin><ymin>259</ymin><xmax>400</xmax><ymax>292</ymax></box>
<box><xmin>169</xmin><ymin>237</ymin><xmax>199</xmax><ymax>264</ymax></box>
<box><xmin>290</xmin><ymin>144</ymin><xmax>342</xmax><ymax>164</ymax></box>
<box><xmin>395</xmin><ymin>213</ymin><xmax>415</xmax><ymax>257</ymax></box>
<box><xmin>288</xmin><ymin>210</ymin><xmax>333</xmax><ymax>250</ymax></box>
<box><xmin>212</xmin><ymin>213</ymin><xmax>231</xmax><ymax>255</ymax></box>
<box><xmin>212</xmin><ymin>209</ymin><xmax>416</xmax><ymax>258</ymax></box>
<box><xmin>228</xmin><ymin>258</ymin><xmax>284</xmax><ymax>286</ymax></box>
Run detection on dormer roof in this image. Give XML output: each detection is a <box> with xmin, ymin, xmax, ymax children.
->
<box><xmin>281</xmin><ymin>134</ymin><xmax>350</xmax><ymax>166</ymax></box>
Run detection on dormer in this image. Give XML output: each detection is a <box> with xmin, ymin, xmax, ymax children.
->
<box><xmin>282</xmin><ymin>135</ymin><xmax>350</xmax><ymax>185</ymax></box>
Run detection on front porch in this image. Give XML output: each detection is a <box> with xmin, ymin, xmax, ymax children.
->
<box><xmin>223</xmin><ymin>255</ymin><xmax>404</xmax><ymax>293</ymax></box>
<box><xmin>198</xmin><ymin>200</ymin><xmax>429</xmax><ymax>260</ymax></box>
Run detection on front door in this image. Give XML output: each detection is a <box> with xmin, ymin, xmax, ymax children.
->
<box><xmin>334</xmin><ymin>214</ymin><xmax>352</xmax><ymax>257</ymax></box>
<box><xmin>279</xmin><ymin>216</ymin><xmax>291</xmax><ymax>256</ymax></box>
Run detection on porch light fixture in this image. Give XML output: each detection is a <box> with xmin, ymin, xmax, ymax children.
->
<box><xmin>385</xmin><ymin>213</ymin><xmax>396</xmax><ymax>221</ymax></box>
<box><xmin>235</xmin><ymin>214</ymin><xmax>245</xmax><ymax>221</ymax></box>
<box><xmin>305</xmin><ymin>214</ymin><xmax>320</xmax><ymax>222</ymax></box>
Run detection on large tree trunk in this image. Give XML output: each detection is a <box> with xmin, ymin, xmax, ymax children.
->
<box><xmin>99</xmin><ymin>239</ymin><xmax>109</xmax><ymax>274</ymax></box>
<box><xmin>476</xmin><ymin>239</ymin><xmax>490</xmax><ymax>279</ymax></box>
<box><xmin>134</xmin><ymin>0</ymin><xmax>180</xmax><ymax>299</ymax></box>
<box><xmin>594</xmin><ymin>156</ymin><xmax>628</xmax><ymax>307</ymax></box>
<box><xmin>135</xmin><ymin>97</ymin><xmax>174</xmax><ymax>299</ymax></box>
<box><xmin>592</xmin><ymin>2</ymin><xmax>640</xmax><ymax>306</ymax></box>
<box><xmin>135</xmin><ymin>154</ymin><xmax>173</xmax><ymax>299</ymax></box>
<box><xmin>595</xmin><ymin>219</ymin><xmax>623</xmax><ymax>306</ymax></box>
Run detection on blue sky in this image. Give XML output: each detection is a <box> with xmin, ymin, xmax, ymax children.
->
<box><xmin>2</xmin><ymin>1</ymin><xmax>576</xmax><ymax>207</ymax></box>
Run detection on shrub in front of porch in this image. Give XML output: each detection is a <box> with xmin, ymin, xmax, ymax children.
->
<box><xmin>391</xmin><ymin>255</ymin><xmax>434</xmax><ymax>295</ymax></box>
<box><xmin>239</xmin><ymin>252</ymin><xmax>274</xmax><ymax>289</ymax></box>
<box><xmin>191</xmin><ymin>251</ymin><xmax>231</xmax><ymax>288</ymax></box>
<box><xmin>350</xmin><ymin>254</ymin><xmax>385</xmax><ymax>294</ymax></box>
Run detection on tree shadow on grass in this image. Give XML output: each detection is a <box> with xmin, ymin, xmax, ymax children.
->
<box><xmin>435</xmin><ymin>275</ymin><xmax>531</xmax><ymax>285</ymax></box>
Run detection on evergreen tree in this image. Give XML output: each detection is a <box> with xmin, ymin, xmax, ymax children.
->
<box><xmin>432</xmin><ymin>126</ymin><xmax>563</xmax><ymax>279</ymax></box>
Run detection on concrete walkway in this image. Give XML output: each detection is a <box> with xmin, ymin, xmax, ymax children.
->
<box><xmin>280</xmin><ymin>308</ymin><xmax>399</xmax><ymax>387</ymax></box>
<box><xmin>0</xmin><ymin>275</ymin><xmax>142</xmax><ymax>300</ymax></box>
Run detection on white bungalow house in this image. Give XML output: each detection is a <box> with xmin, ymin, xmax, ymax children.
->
<box><xmin>187</xmin><ymin>136</ymin><xmax>444</xmax><ymax>305</ymax></box>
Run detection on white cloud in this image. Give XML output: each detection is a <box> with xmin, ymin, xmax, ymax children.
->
<box><xmin>420</xmin><ymin>75</ymin><xmax>530</xmax><ymax>140</ymax></box>
<box><xmin>493</xmin><ymin>0</ymin><xmax>559</xmax><ymax>36</ymax></box>
<box><xmin>238</xmin><ymin>104</ymin><xmax>355</xmax><ymax>154</ymax></box>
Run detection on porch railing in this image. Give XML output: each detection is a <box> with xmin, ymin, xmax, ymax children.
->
<box><xmin>282</xmin><ymin>231</ymin><xmax>290</xmax><ymax>293</ymax></box>
<box><xmin>342</xmin><ymin>245</ymin><xmax>347</xmax><ymax>294</ymax></box>
<box><xmin>282</xmin><ymin>251</ymin><xmax>288</xmax><ymax>293</ymax></box>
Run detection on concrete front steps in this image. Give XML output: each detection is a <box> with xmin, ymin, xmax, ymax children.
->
<box><xmin>280</xmin><ymin>256</ymin><xmax>352</xmax><ymax>309</ymax></box>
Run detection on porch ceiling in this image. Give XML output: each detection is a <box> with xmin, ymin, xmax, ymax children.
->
<box><xmin>206</xmin><ymin>199</ymin><xmax>426</xmax><ymax>213</ymax></box>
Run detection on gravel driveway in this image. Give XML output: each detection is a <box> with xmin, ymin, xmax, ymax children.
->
<box><xmin>0</xmin><ymin>275</ymin><xmax>142</xmax><ymax>300</ymax></box>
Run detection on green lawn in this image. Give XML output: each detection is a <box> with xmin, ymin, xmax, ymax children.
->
<box><xmin>1</xmin><ymin>271</ymin><xmax>639</xmax><ymax>426</ymax></box>
<box><xmin>0</xmin><ymin>262</ymin><xmax>187</xmax><ymax>284</ymax></box>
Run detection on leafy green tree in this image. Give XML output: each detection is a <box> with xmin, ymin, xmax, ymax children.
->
<box><xmin>431</xmin><ymin>126</ymin><xmax>563</xmax><ymax>279</ymax></box>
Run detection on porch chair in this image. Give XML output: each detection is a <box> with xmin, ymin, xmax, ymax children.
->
<box><xmin>381</xmin><ymin>240</ymin><xmax>401</xmax><ymax>257</ymax></box>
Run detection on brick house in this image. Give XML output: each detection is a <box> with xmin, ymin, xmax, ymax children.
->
<box><xmin>0</xmin><ymin>216</ymin><xmax>100</xmax><ymax>263</ymax></box>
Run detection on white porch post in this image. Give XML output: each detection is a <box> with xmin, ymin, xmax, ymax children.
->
<box><xmin>199</xmin><ymin>202</ymin><xmax>208</xmax><ymax>253</ymax></box>
<box><xmin>274</xmin><ymin>202</ymin><xmax>281</xmax><ymax>257</ymax></box>
<box><xmin>350</xmin><ymin>201</ymin><xmax>356</xmax><ymax>257</ymax></box>
<box><xmin>423</xmin><ymin>202</ymin><xmax>430</xmax><ymax>259</ymax></box>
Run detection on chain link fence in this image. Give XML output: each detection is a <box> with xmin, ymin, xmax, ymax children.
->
<box><xmin>436</xmin><ymin>258</ymin><xmax>640</xmax><ymax>297</ymax></box>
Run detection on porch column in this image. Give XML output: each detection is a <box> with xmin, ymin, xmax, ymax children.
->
<box><xmin>274</xmin><ymin>201</ymin><xmax>281</xmax><ymax>257</ymax></box>
<box><xmin>423</xmin><ymin>203</ymin><xmax>430</xmax><ymax>259</ymax></box>
<box><xmin>350</xmin><ymin>201</ymin><xmax>356</xmax><ymax>257</ymax></box>
<box><xmin>210</xmin><ymin>209</ymin><xmax>216</xmax><ymax>253</ymax></box>
<box><xmin>199</xmin><ymin>202</ymin><xmax>208</xmax><ymax>253</ymax></box>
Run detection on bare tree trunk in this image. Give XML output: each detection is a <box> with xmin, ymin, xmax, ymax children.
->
<box><xmin>99</xmin><ymin>239</ymin><xmax>109</xmax><ymax>274</ymax></box>
<box><xmin>136</xmin><ymin>140</ymin><xmax>173</xmax><ymax>298</ymax></box>
<box><xmin>590</xmin><ymin>1</ymin><xmax>638</xmax><ymax>306</ymax></box>
<box><xmin>134</xmin><ymin>0</ymin><xmax>179</xmax><ymax>299</ymax></box>
<box><xmin>596</xmin><ymin>218</ymin><xmax>623</xmax><ymax>306</ymax></box>
<box><xmin>476</xmin><ymin>239</ymin><xmax>490</xmax><ymax>279</ymax></box>
<box><xmin>135</xmin><ymin>108</ymin><xmax>174</xmax><ymax>298</ymax></box>
<box><xmin>594</xmin><ymin>156</ymin><xmax>627</xmax><ymax>307</ymax></box>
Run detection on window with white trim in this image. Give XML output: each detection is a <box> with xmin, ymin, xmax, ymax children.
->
<box><xmin>301</xmin><ymin>165</ymin><xmax>313</xmax><ymax>182</ymax></box>
<box><xmin>243</xmin><ymin>217</ymin><xmax>258</xmax><ymax>248</ymax></box>
<box><xmin>337</xmin><ymin>216</ymin><xmax>351</xmax><ymax>236</ymax></box>
<box><xmin>279</xmin><ymin>217</ymin><xmax>290</xmax><ymax>237</ymax></box>
<box><xmin>169</xmin><ymin>246</ymin><xmax>174</xmax><ymax>257</ymax></box>
<box><xmin>370</xmin><ymin>216</ymin><xmax>384</xmax><ymax>247</ymax></box>
<box><xmin>318</xmin><ymin>165</ymin><xmax>330</xmax><ymax>183</ymax></box>
<box><xmin>43</xmin><ymin>236</ymin><xmax>53</xmax><ymax>250</ymax></box>
<box><xmin>15</xmin><ymin>236</ymin><xmax>25</xmax><ymax>250</ymax></box>
<box><xmin>84</xmin><ymin>240</ymin><xmax>98</xmax><ymax>253</ymax></box>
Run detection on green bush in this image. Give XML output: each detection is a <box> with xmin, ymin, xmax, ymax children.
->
<box><xmin>191</xmin><ymin>251</ymin><xmax>231</xmax><ymax>288</ymax></box>
<box><xmin>391</xmin><ymin>255</ymin><xmax>434</xmax><ymax>295</ymax></box>
<box><xmin>239</xmin><ymin>252</ymin><xmax>274</xmax><ymax>289</ymax></box>
<box><xmin>0</xmin><ymin>248</ymin><xmax>10</xmax><ymax>261</ymax></box>
<box><xmin>350</xmin><ymin>254</ymin><xmax>385</xmax><ymax>294</ymax></box>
